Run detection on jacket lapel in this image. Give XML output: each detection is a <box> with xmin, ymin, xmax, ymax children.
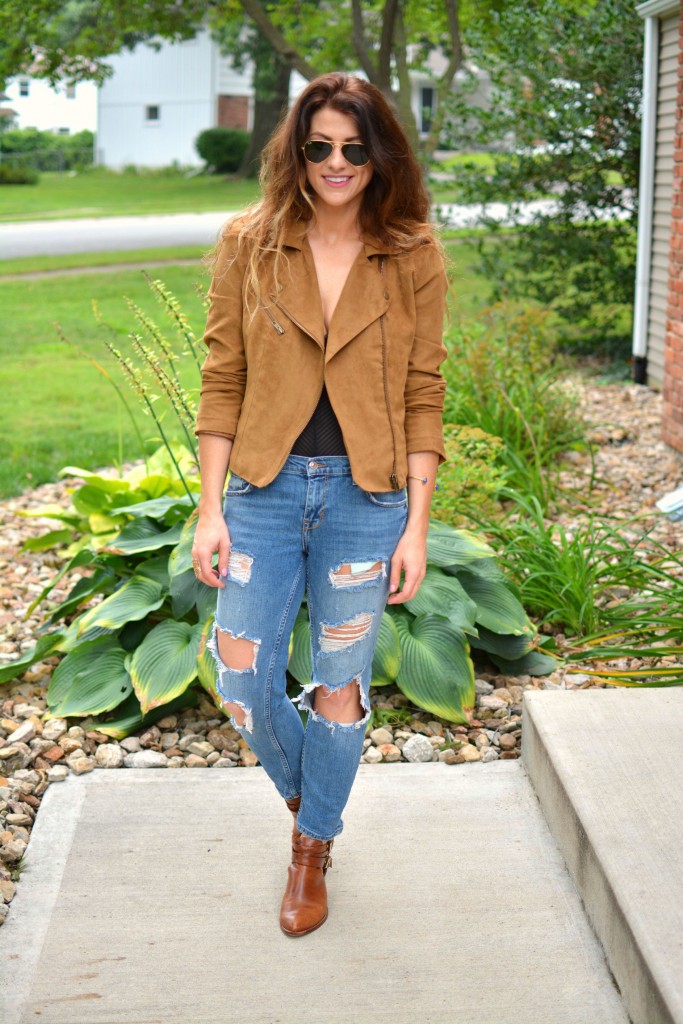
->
<box><xmin>273</xmin><ymin>219</ymin><xmax>393</xmax><ymax>359</ymax></box>
<box><xmin>325</xmin><ymin>255</ymin><xmax>389</xmax><ymax>363</ymax></box>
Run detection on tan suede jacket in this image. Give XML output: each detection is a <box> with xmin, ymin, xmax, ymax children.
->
<box><xmin>195</xmin><ymin>218</ymin><xmax>448</xmax><ymax>492</ymax></box>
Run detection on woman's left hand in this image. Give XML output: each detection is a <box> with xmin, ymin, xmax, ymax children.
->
<box><xmin>387</xmin><ymin>526</ymin><xmax>427</xmax><ymax>604</ymax></box>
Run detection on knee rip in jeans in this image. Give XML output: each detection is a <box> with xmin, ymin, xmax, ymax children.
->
<box><xmin>295</xmin><ymin>674</ymin><xmax>371</xmax><ymax>733</ymax></box>
<box><xmin>318</xmin><ymin>612</ymin><xmax>373</xmax><ymax>654</ymax></box>
<box><xmin>328</xmin><ymin>560</ymin><xmax>385</xmax><ymax>589</ymax></box>
<box><xmin>207</xmin><ymin>622</ymin><xmax>260</xmax><ymax>731</ymax></box>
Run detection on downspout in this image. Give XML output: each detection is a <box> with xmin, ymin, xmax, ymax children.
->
<box><xmin>632</xmin><ymin>15</ymin><xmax>660</xmax><ymax>385</ymax></box>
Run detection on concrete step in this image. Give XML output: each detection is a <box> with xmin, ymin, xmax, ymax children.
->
<box><xmin>522</xmin><ymin>688</ymin><xmax>683</xmax><ymax>1024</ymax></box>
<box><xmin>1</xmin><ymin>762</ymin><xmax>628</xmax><ymax>1024</ymax></box>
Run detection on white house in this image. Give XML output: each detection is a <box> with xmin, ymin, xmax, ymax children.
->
<box><xmin>97</xmin><ymin>31</ymin><xmax>309</xmax><ymax>169</ymax></box>
<box><xmin>4</xmin><ymin>76</ymin><xmax>97</xmax><ymax>135</ymax></box>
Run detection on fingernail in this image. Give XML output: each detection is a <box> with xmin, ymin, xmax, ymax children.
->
<box><xmin>221</xmin><ymin>568</ymin><xmax>228</xmax><ymax>576</ymax></box>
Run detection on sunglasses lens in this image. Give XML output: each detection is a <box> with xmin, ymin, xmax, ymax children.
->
<box><xmin>303</xmin><ymin>141</ymin><xmax>332</xmax><ymax>163</ymax></box>
<box><xmin>343</xmin><ymin>144</ymin><xmax>369</xmax><ymax>166</ymax></box>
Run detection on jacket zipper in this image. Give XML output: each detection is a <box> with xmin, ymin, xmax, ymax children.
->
<box><xmin>262</xmin><ymin>303</ymin><xmax>285</xmax><ymax>335</ymax></box>
<box><xmin>379</xmin><ymin>258</ymin><xmax>400</xmax><ymax>490</ymax></box>
<box><xmin>270</xmin><ymin>295</ymin><xmax>322</xmax><ymax>347</ymax></box>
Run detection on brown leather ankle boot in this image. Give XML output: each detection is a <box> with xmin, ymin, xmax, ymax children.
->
<box><xmin>279</xmin><ymin>832</ymin><xmax>334</xmax><ymax>937</ymax></box>
<box><xmin>285</xmin><ymin>795</ymin><xmax>301</xmax><ymax>825</ymax></box>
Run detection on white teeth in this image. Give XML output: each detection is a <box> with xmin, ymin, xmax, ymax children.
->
<box><xmin>325</xmin><ymin>176</ymin><xmax>350</xmax><ymax>182</ymax></box>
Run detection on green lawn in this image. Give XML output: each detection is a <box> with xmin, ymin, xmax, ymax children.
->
<box><xmin>2</xmin><ymin>262</ymin><xmax>209</xmax><ymax>496</ymax></box>
<box><xmin>0</xmin><ymin>245</ymin><xmax>205</xmax><ymax>276</ymax></box>
<box><xmin>1</xmin><ymin>240</ymin><xmax>484</xmax><ymax>498</ymax></box>
<box><xmin>0</xmin><ymin>169</ymin><xmax>262</xmax><ymax>222</ymax></box>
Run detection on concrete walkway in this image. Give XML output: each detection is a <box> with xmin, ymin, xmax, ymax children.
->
<box><xmin>2</xmin><ymin>688</ymin><xmax>681</xmax><ymax>1024</ymax></box>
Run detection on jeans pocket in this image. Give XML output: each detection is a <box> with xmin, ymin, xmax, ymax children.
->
<box><xmin>225</xmin><ymin>471</ymin><xmax>254</xmax><ymax>496</ymax></box>
<box><xmin>363</xmin><ymin>488</ymin><xmax>408</xmax><ymax>507</ymax></box>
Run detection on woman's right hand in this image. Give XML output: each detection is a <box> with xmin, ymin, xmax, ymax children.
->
<box><xmin>192</xmin><ymin>511</ymin><xmax>231</xmax><ymax>588</ymax></box>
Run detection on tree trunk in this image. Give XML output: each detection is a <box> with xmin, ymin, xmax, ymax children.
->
<box><xmin>239</xmin><ymin>48</ymin><xmax>291</xmax><ymax>178</ymax></box>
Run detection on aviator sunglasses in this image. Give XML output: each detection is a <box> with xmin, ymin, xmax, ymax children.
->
<box><xmin>301</xmin><ymin>139</ymin><xmax>371</xmax><ymax>167</ymax></box>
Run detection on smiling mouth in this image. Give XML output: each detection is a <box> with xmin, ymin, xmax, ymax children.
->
<box><xmin>323</xmin><ymin>176</ymin><xmax>352</xmax><ymax>184</ymax></box>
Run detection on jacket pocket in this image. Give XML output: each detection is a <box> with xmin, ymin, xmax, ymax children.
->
<box><xmin>363</xmin><ymin>488</ymin><xmax>407</xmax><ymax>508</ymax></box>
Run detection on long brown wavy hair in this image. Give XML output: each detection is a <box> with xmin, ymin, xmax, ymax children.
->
<box><xmin>215</xmin><ymin>73</ymin><xmax>438</xmax><ymax>308</ymax></box>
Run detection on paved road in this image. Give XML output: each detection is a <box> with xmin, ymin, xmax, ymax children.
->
<box><xmin>0</xmin><ymin>201</ymin><xmax>567</xmax><ymax>259</ymax></box>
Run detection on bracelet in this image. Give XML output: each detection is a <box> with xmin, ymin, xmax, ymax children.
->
<box><xmin>408</xmin><ymin>475</ymin><xmax>439</xmax><ymax>490</ymax></box>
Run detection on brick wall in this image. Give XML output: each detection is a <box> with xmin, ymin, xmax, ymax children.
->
<box><xmin>662</xmin><ymin>11</ymin><xmax>683</xmax><ymax>452</ymax></box>
<box><xmin>216</xmin><ymin>95</ymin><xmax>249</xmax><ymax>131</ymax></box>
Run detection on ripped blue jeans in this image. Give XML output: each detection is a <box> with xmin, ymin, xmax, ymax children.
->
<box><xmin>207</xmin><ymin>455</ymin><xmax>408</xmax><ymax>841</ymax></box>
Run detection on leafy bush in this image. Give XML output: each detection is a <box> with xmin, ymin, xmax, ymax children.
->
<box><xmin>0</xmin><ymin>277</ymin><xmax>556</xmax><ymax>729</ymax></box>
<box><xmin>0</xmin><ymin>162</ymin><xmax>38</xmax><ymax>184</ymax></box>
<box><xmin>0</xmin><ymin>128</ymin><xmax>94</xmax><ymax>170</ymax></box>
<box><xmin>442</xmin><ymin>305</ymin><xmax>588</xmax><ymax>510</ymax></box>
<box><xmin>441</xmin><ymin>0</ymin><xmax>642</xmax><ymax>333</ymax></box>
<box><xmin>195</xmin><ymin>127</ymin><xmax>250</xmax><ymax>173</ymax></box>
<box><xmin>468</xmin><ymin>491</ymin><xmax>683</xmax><ymax>687</ymax></box>
<box><xmin>429</xmin><ymin>424</ymin><xmax>505</xmax><ymax>526</ymax></box>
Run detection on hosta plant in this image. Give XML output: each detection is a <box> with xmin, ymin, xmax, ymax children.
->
<box><xmin>0</xmin><ymin>454</ymin><xmax>556</xmax><ymax>732</ymax></box>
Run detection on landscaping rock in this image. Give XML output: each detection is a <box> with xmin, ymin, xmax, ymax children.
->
<box><xmin>122</xmin><ymin>750</ymin><xmax>168</xmax><ymax>769</ymax></box>
<box><xmin>96</xmin><ymin>744</ymin><xmax>125</xmax><ymax>769</ymax></box>
<box><xmin>402</xmin><ymin>734</ymin><xmax>434</xmax><ymax>763</ymax></box>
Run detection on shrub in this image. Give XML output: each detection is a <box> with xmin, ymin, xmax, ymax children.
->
<box><xmin>195</xmin><ymin>127</ymin><xmax>250</xmax><ymax>173</ymax></box>
<box><xmin>0</xmin><ymin>128</ymin><xmax>93</xmax><ymax>171</ymax></box>
<box><xmin>0</xmin><ymin>163</ymin><xmax>39</xmax><ymax>184</ymax></box>
<box><xmin>442</xmin><ymin>305</ymin><xmax>588</xmax><ymax>510</ymax></box>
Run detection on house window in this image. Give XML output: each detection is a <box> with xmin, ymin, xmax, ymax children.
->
<box><xmin>145</xmin><ymin>105</ymin><xmax>160</xmax><ymax>122</ymax></box>
<box><xmin>420</xmin><ymin>86</ymin><xmax>435</xmax><ymax>134</ymax></box>
<box><xmin>65</xmin><ymin>83</ymin><xmax>76</xmax><ymax>99</ymax></box>
<box><xmin>57</xmin><ymin>127</ymin><xmax>70</xmax><ymax>135</ymax></box>
<box><xmin>19</xmin><ymin>79</ymin><xmax>29</xmax><ymax>97</ymax></box>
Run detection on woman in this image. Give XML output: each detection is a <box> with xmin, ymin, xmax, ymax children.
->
<box><xmin>192</xmin><ymin>72</ymin><xmax>448</xmax><ymax>937</ymax></box>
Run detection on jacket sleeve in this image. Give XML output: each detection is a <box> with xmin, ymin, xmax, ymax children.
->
<box><xmin>404</xmin><ymin>244</ymin><xmax>449</xmax><ymax>463</ymax></box>
<box><xmin>195</xmin><ymin>227</ymin><xmax>249</xmax><ymax>439</ymax></box>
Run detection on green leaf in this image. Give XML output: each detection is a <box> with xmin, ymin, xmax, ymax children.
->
<box><xmin>130</xmin><ymin>620</ymin><xmax>204</xmax><ymax>714</ymax></box>
<box><xmin>72</xmin><ymin>484</ymin><xmax>111</xmax><ymax>516</ymax></box>
<box><xmin>457</xmin><ymin>570</ymin><xmax>533</xmax><ymax>636</ymax></box>
<box><xmin>136</xmin><ymin>553</ymin><xmax>171</xmax><ymax>588</ymax></box>
<box><xmin>114</xmin><ymin>495</ymin><xmax>193</xmax><ymax>519</ymax></box>
<box><xmin>168</xmin><ymin>511</ymin><xmax>198</xmax><ymax>578</ymax></box>
<box><xmin>371</xmin><ymin>612</ymin><xmax>402</xmax><ymax>685</ymax></box>
<box><xmin>426</xmin><ymin>521</ymin><xmax>496</xmax><ymax>567</ymax></box>
<box><xmin>170</xmin><ymin>567</ymin><xmax>204</xmax><ymax>619</ymax></box>
<box><xmin>404</xmin><ymin>565</ymin><xmax>478</xmax><ymax>634</ymax></box>
<box><xmin>74</xmin><ymin>577</ymin><xmax>165</xmax><ymax>636</ymax></box>
<box><xmin>46</xmin><ymin>569</ymin><xmax>115</xmax><ymax>625</ymax></box>
<box><xmin>21</xmin><ymin>529</ymin><xmax>74</xmax><ymax>552</ymax></box>
<box><xmin>196</xmin><ymin>617</ymin><xmax>218</xmax><ymax>693</ymax></box>
<box><xmin>24</xmin><ymin>547</ymin><xmax>95</xmax><ymax>618</ymax></box>
<box><xmin>287</xmin><ymin>606</ymin><xmax>312</xmax><ymax>685</ymax></box>
<box><xmin>488</xmin><ymin>649</ymin><xmax>561</xmax><ymax>677</ymax></box>
<box><xmin>105</xmin><ymin>518</ymin><xmax>183</xmax><ymax>554</ymax></box>
<box><xmin>468</xmin><ymin>624</ymin><xmax>533</xmax><ymax>660</ymax></box>
<box><xmin>0</xmin><ymin>632</ymin><xmax>64</xmax><ymax>686</ymax></box>
<box><xmin>394</xmin><ymin>612</ymin><xmax>475</xmax><ymax>724</ymax></box>
<box><xmin>47</xmin><ymin>637</ymin><xmax>132</xmax><ymax>717</ymax></box>
<box><xmin>94</xmin><ymin>687</ymin><xmax>199</xmax><ymax>740</ymax></box>
<box><xmin>59</xmin><ymin>468</ymin><xmax>132</xmax><ymax>493</ymax></box>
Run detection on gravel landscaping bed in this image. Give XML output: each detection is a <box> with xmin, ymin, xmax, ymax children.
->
<box><xmin>1</xmin><ymin>369</ymin><xmax>682</xmax><ymax>924</ymax></box>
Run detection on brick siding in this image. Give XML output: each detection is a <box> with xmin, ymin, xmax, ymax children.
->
<box><xmin>216</xmin><ymin>95</ymin><xmax>248</xmax><ymax>131</ymax></box>
<box><xmin>663</xmin><ymin>11</ymin><xmax>683</xmax><ymax>451</ymax></box>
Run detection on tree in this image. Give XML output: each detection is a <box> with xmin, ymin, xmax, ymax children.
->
<box><xmin>443</xmin><ymin>0</ymin><xmax>643</xmax><ymax>335</ymax></box>
<box><xmin>0</xmin><ymin>1</ymin><xmax>475</xmax><ymax>162</ymax></box>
